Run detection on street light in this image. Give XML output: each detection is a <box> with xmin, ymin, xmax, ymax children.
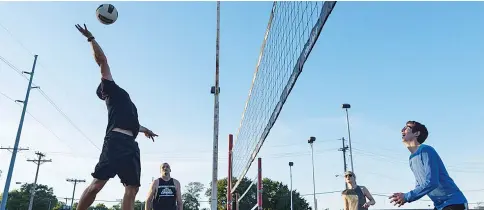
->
<box><xmin>308</xmin><ymin>136</ymin><xmax>317</xmax><ymax>210</ymax></box>
<box><xmin>289</xmin><ymin>162</ymin><xmax>294</xmax><ymax>210</ymax></box>
<box><xmin>342</xmin><ymin>103</ymin><xmax>354</xmax><ymax>172</ymax></box>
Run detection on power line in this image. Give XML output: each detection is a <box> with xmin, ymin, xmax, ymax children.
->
<box><xmin>0</xmin><ymin>22</ymin><xmax>34</xmax><ymax>56</ymax></box>
<box><xmin>36</xmin><ymin>88</ymin><xmax>100</xmax><ymax>151</ymax></box>
<box><xmin>0</xmin><ymin>54</ymin><xmax>100</xmax><ymax>151</ymax></box>
<box><xmin>0</xmin><ymin>90</ymin><xmax>77</xmax><ymax>153</ymax></box>
<box><xmin>0</xmin><ymin>90</ymin><xmax>15</xmax><ymax>102</ymax></box>
<box><xmin>0</xmin><ymin>24</ymin><xmax>94</xmax><ymax>153</ymax></box>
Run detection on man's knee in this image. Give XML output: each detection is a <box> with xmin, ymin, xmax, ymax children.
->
<box><xmin>124</xmin><ymin>185</ymin><xmax>139</xmax><ymax>197</ymax></box>
<box><xmin>87</xmin><ymin>179</ymin><xmax>107</xmax><ymax>195</ymax></box>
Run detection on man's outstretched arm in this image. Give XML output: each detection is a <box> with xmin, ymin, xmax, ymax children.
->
<box><xmin>140</xmin><ymin>125</ymin><xmax>158</xmax><ymax>141</ymax></box>
<box><xmin>75</xmin><ymin>24</ymin><xmax>113</xmax><ymax>81</ymax></box>
<box><xmin>89</xmin><ymin>39</ymin><xmax>113</xmax><ymax>81</ymax></box>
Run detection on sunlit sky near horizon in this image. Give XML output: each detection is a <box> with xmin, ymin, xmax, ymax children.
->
<box><xmin>1</xmin><ymin>1</ymin><xmax>484</xmax><ymax>210</ymax></box>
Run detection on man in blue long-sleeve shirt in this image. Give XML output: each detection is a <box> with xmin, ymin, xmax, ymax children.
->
<box><xmin>389</xmin><ymin>121</ymin><xmax>467</xmax><ymax>210</ymax></box>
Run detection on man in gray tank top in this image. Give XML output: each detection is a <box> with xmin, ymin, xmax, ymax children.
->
<box><xmin>342</xmin><ymin>171</ymin><xmax>376</xmax><ymax>210</ymax></box>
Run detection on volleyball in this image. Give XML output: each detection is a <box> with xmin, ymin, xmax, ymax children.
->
<box><xmin>96</xmin><ymin>4</ymin><xmax>118</xmax><ymax>25</ymax></box>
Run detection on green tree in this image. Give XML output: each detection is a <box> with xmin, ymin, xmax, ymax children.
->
<box><xmin>205</xmin><ymin>177</ymin><xmax>310</xmax><ymax>210</ymax></box>
<box><xmin>91</xmin><ymin>203</ymin><xmax>109</xmax><ymax>210</ymax></box>
<box><xmin>134</xmin><ymin>200</ymin><xmax>144</xmax><ymax>210</ymax></box>
<box><xmin>205</xmin><ymin>177</ymin><xmax>254</xmax><ymax>210</ymax></box>
<box><xmin>109</xmin><ymin>204</ymin><xmax>121</xmax><ymax>210</ymax></box>
<box><xmin>182</xmin><ymin>182</ymin><xmax>205</xmax><ymax>210</ymax></box>
<box><xmin>2</xmin><ymin>183</ymin><xmax>58</xmax><ymax>210</ymax></box>
<box><xmin>53</xmin><ymin>201</ymin><xmax>70</xmax><ymax>210</ymax></box>
<box><xmin>108</xmin><ymin>201</ymin><xmax>143</xmax><ymax>210</ymax></box>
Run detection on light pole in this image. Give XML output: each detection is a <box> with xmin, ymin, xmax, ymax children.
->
<box><xmin>289</xmin><ymin>162</ymin><xmax>294</xmax><ymax>210</ymax></box>
<box><xmin>308</xmin><ymin>136</ymin><xmax>317</xmax><ymax>210</ymax></box>
<box><xmin>342</xmin><ymin>103</ymin><xmax>354</xmax><ymax>172</ymax></box>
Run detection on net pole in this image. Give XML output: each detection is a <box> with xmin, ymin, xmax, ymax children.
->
<box><xmin>210</xmin><ymin>2</ymin><xmax>221</xmax><ymax>210</ymax></box>
<box><xmin>235</xmin><ymin>193</ymin><xmax>240</xmax><ymax>210</ymax></box>
<box><xmin>257</xmin><ymin>158</ymin><xmax>262</xmax><ymax>210</ymax></box>
<box><xmin>227</xmin><ymin>134</ymin><xmax>234</xmax><ymax>210</ymax></box>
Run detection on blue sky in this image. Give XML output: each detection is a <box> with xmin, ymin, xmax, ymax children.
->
<box><xmin>1</xmin><ymin>1</ymin><xmax>484</xmax><ymax>210</ymax></box>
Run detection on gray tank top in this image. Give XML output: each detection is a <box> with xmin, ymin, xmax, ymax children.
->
<box><xmin>342</xmin><ymin>186</ymin><xmax>367</xmax><ymax>210</ymax></box>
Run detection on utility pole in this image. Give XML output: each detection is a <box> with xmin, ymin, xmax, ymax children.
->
<box><xmin>0</xmin><ymin>55</ymin><xmax>39</xmax><ymax>210</ymax></box>
<box><xmin>27</xmin><ymin>151</ymin><xmax>51</xmax><ymax>210</ymax></box>
<box><xmin>338</xmin><ymin>137</ymin><xmax>349</xmax><ymax>189</ymax></box>
<box><xmin>210</xmin><ymin>2</ymin><xmax>221</xmax><ymax>210</ymax></box>
<box><xmin>66</xmin><ymin>178</ymin><xmax>85</xmax><ymax>210</ymax></box>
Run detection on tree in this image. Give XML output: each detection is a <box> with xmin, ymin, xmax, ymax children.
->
<box><xmin>110</xmin><ymin>204</ymin><xmax>121</xmax><ymax>210</ymax></box>
<box><xmin>205</xmin><ymin>177</ymin><xmax>254</xmax><ymax>210</ymax></box>
<box><xmin>134</xmin><ymin>200</ymin><xmax>144</xmax><ymax>210</ymax></box>
<box><xmin>3</xmin><ymin>183</ymin><xmax>58</xmax><ymax>210</ymax></box>
<box><xmin>182</xmin><ymin>182</ymin><xmax>205</xmax><ymax>210</ymax></box>
<box><xmin>53</xmin><ymin>201</ymin><xmax>71</xmax><ymax>210</ymax></box>
<box><xmin>91</xmin><ymin>203</ymin><xmax>109</xmax><ymax>210</ymax></box>
<box><xmin>205</xmin><ymin>177</ymin><xmax>310</xmax><ymax>210</ymax></box>
<box><xmin>108</xmin><ymin>201</ymin><xmax>143</xmax><ymax>210</ymax></box>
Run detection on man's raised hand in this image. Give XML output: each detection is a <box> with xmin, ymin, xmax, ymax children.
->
<box><xmin>75</xmin><ymin>24</ymin><xmax>93</xmax><ymax>38</ymax></box>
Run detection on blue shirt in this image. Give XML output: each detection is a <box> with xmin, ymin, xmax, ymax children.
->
<box><xmin>404</xmin><ymin>144</ymin><xmax>467</xmax><ymax>210</ymax></box>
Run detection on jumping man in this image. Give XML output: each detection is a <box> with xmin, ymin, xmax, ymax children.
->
<box><xmin>145</xmin><ymin>163</ymin><xmax>183</xmax><ymax>210</ymax></box>
<box><xmin>74</xmin><ymin>24</ymin><xmax>158</xmax><ymax>210</ymax></box>
<box><xmin>389</xmin><ymin>121</ymin><xmax>467</xmax><ymax>210</ymax></box>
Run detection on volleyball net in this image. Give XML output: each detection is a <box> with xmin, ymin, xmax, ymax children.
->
<box><xmin>226</xmin><ymin>1</ymin><xmax>337</xmax><ymax>209</ymax></box>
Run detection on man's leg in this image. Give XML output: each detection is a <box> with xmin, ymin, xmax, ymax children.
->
<box><xmin>118</xmin><ymin>142</ymin><xmax>141</xmax><ymax>210</ymax></box>
<box><xmin>122</xmin><ymin>185</ymin><xmax>140</xmax><ymax>210</ymax></box>
<box><xmin>77</xmin><ymin>178</ymin><xmax>108</xmax><ymax>210</ymax></box>
<box><xmin>78</xmin><ymin>136</ymin><xmax>116</xmax><ymax>210</ymax></box>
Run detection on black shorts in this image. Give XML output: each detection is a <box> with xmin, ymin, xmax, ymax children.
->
<box><xmin>91</xmin><ymin>131</ymin><xmax>141</xmax><ymax>187</ymax></box>
<box><xmin>434</xmin><ymin>204</ymin><xmax>468</xmax><ymax>210</ymax></box>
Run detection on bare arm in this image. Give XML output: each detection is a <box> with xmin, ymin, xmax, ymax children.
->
<box><xmin>89</xmin><ymin>39</ymin><xmax>113</xmax><ymax>81</ymax></box>
<box><xmin>139</xmin><ymin>125</ymin><xmax>148</xmax><ymax>133</ymax></box>
<box><xmin>139</xmin><ymin>125</ymin><xmax>158</xmax><ymax>141</ymax></box>
<box><xmin>75</xmin><ymin>24</ymin><xmax>112</xmax><ymax>81</ymax></box>
<box><xmin>362</xmin><ymin>186</ymin><xmax>376</xmax><ymax>205</ymax></box>
<box><xmin>145</xmin><ymin>179</ymin><xmax>158</xmax><ymax>210</ymax></box>
<box><xmin>175</xmin><ymin>179</ymin><xmax>183</xmax><ymax>210</ymax></box>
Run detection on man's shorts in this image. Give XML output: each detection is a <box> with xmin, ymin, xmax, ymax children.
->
<box><xmin>91</xmin><ymin>131</ymin><xmax>141</xmax><ymax>187</ymax></box>
<box><xmin>434</xmin><ymin>204</ymin><xmax>468</xmax><ymax>210</ymax></box>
